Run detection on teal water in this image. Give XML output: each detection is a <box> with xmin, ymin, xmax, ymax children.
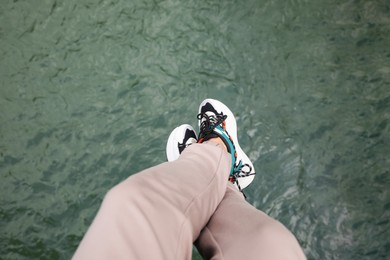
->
<box><xmin>1</xmin><ymin>0</ymin><xmax>389</xmax><ymax>259</ymax></box>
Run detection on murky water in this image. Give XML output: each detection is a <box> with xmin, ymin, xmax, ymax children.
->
<box><xmin>1</xmin><ymin>0</ymin><xmax>389</xmax><ymax>259</ymax></box>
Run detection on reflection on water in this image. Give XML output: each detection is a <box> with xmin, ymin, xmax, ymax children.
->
<box><xmin>1</xmin><ymin>0</ymin><xmax>389</xmax><ymax>259</ymax></box>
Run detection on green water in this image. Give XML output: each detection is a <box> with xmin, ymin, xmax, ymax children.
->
<box><xmin>1</xmin><ymin>0</ymin><xmax>389</xmax><ymax>259</ymax></box>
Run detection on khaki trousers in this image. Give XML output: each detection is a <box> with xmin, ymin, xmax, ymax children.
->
<box><xmin>73</xmin><ymin>143</ymin><xmax>306</xmax><ymax>260</ymax></box>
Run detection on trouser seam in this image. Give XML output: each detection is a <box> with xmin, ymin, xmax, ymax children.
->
<box><xmin>174</xmin><ymin>147</ymin><xmax>227</xmax><ymax>260</ymax></box>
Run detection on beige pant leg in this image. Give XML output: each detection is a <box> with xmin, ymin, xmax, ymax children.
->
<box><xmin>195</xmin><ymin>183</ymin><xmax>306</xmax><ymax>260</ymax></box>
<box><xmin>73</xmin><ymin>143</ymin><xmax>230</xmax><ymax>260</ymax></box>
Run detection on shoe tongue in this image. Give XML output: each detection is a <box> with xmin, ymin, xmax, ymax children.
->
<box><xmin>184</xmin><ymin>129</ymin><xmax>197</xmax><ymax>141</ymax></box>
<box><xmin>200</xmin><ymin>102</ymin><xmax>219</xmax><ymax>115</ymax></box>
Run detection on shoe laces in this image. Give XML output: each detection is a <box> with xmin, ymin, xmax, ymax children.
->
<box><xmin>233</xmin><ymin>161</ymin><xmax>253</xmax><ymax>178</ymax></box>
<box><xmin>230</xmin><ymin>160</ymin><xmax>254</xmax><ymax>198</ymax></box>
<box><xmin>197</xmin><ymin>112</ymin><xmax>227</xmax><ymax>142</ymax></box>
<box><xmin>197</xmin><ymin>111</ymin><xmax>255</xmax><ymax>199</ymax></box>
<box><xmin>198</xmin><ymin>112</ymin><xmax>253</xmax><ymax>177</ymax></box>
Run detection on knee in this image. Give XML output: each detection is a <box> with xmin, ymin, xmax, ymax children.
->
<box><xmin>256</xmin><ymin>218</ymin><xmax>306</xmax><ymax>259</ymax></box>
<box><xmin>104</xmin><ymin>184</ymin><xmax>126</xmax><ymax>203</ymax></box>
<box><xmin>103</xmin><ymin>179</ymin><xmax>140</xmax><ymax>208</ymax></box>
<box><xmin>101</xmin><ymin>185</ymin><xmax>126</xmax><ymax>212</ymax></box>
<box><xmin>260</xmin><ymin>218</ymin><xmax>293</xmax><ymax>238</ymax></box>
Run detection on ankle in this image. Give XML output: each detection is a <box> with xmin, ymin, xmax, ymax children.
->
<box><xmin>206</xmin><ymin>137</ymin><xmax>228</xmax><ymax>152</ymax></box>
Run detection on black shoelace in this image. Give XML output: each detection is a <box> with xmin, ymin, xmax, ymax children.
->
<box><xmin>197</xmin><ymin>112</ymin><xmax>227</xmax><ymax>143</ymax></box>
<box><xmin>197</xmin><ymin>112</ymin><xmax>255</xmax><ymax>199</ymax></box>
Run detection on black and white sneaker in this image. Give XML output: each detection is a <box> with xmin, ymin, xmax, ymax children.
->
<box><xmin>197</xmin><ymin>98</ymin><xmax>255</xmax><ymax>190</ymax></box>
<box><xmin>166</xmin><ymin>124</ymin><xmax>197</xmax><ymax>161</ymax></box>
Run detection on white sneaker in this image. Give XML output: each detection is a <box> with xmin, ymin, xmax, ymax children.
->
<box><xmin>198</xmin><ymin>98</ymin><xmax>255</xmax><ymax>190</ymax></box>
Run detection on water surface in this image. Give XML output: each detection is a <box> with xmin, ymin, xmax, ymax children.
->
<box><xmin>1</xmin><ymin>0</ymin><xmax>389</xmax><ymax>259</ymax></box>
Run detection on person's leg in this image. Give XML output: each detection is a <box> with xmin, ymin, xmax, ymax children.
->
<box><xmin>73</xmin><ymin>142</ymin><xmax>230</xmax><ymax>260</ymax></box>
<box><xmin>195</xmin><ymin>183</ymin><xmax>306</xmax><ymax>260</ymax></box>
